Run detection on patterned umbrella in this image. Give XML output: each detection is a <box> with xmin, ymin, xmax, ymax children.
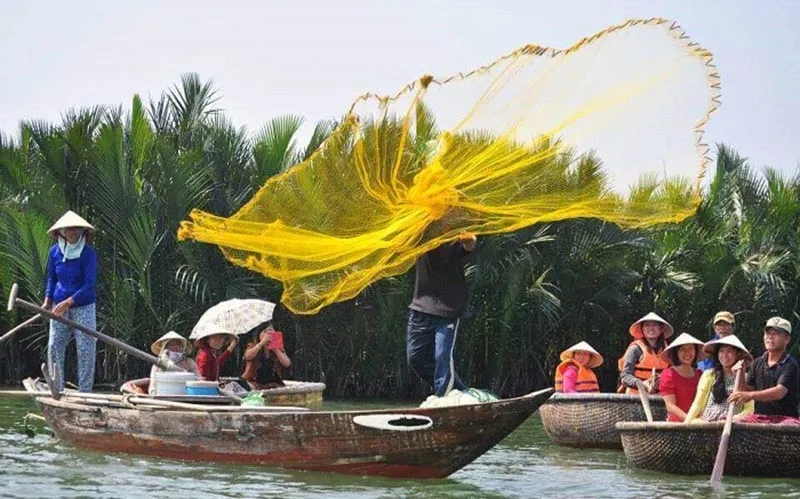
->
<box><xmin>190</xmin><ymin>298</ymin><xmax>276</xmax><ymax>340</ymax></box>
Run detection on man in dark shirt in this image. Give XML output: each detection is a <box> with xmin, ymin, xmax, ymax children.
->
<box><xmin>407</xmin><ymin>233</ymin><xmax>477</xmax><ymax>396</ymax></box>
<box><xmin>729</xmin><ymin>316</ymin><xmax>799</xmax><ymax>417</ymax></box>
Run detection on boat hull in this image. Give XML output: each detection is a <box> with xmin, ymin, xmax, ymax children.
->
<box><xmin>617</xmin><ymin>421</ymin><xmax>800</xmax><ymax>477</ymax></box>
<box><xmin>35</xmin><ymin>388</ymin><xmax>552</xmax><ymax>479</ymax></box>
<box><xmin>540</xmin><ymin>393</ymin><xmax>666</xmax><ymax>449</ymax></box>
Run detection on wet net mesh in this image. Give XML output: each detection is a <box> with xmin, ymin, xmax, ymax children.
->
<box><xmin>178</xmin><ymin>18</ymin><xmax>720</xmax><ymax>314</ymax></box>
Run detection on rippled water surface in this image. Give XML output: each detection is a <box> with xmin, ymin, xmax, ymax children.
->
<box><xmin>1</xmin><ymin>393</ymin><xmax>798</xmax><ymax>498</ymax></box>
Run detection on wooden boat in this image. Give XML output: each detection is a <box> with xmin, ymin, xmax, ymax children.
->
<box><xmin>24</xmin><ymin>382</ymin><xmax>552</xmax><ymax>479</ymax></box>
<box><xmin>539</xmin><ymin>393</ymin><xmax>667</xmax><ymax>449</ymax></box>
<box><xmin>120</xmin><ymin>378</ymin><xmax>326</xmax><ymax>408</ymax></box>
<box><xmin>617</xmin><ymin>421</ymin><xmax>800</xmax><ymax>477</ymax></box>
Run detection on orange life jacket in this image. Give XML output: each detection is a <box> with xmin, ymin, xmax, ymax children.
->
<box><xmin>555</xmin><ymin>360</ymin><xmax>600</xmax><ymax>393</ymax></box>
<box><xmin>617</xmin><ymin>339</ymin><xmax>669</xmax><ymax>394</ymax></box>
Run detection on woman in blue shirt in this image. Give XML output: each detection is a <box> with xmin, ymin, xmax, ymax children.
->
<box><xmin>43</xmin><ymin>211</ymin><xmax>98</xmax><ymax>392</ymax></box>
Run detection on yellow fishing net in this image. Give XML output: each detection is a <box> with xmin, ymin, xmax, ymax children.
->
<box><xmin>178</xmin><ymin>18</ymin><xmax>720</xmax><ymax>315</ymax></box>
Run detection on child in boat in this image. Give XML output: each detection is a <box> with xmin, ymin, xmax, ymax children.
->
<box><xmin>194</xmin><ymin>330</ymin><xmax>237</xmax><ymax>381</ymax></box>
<box><xmin>241</xmin><ymin>322</ymin><xmax>292</xmax><ymax>390</ymax></box>
<box><xmin>658</xmin><ymin>333</ymin><xmax>703</xmax><ymax>422</ymax></box>
<box><xmin>555</xmin><ymin>341</ymin><xmax>602</xmax><ymax>393</ymax></box>
<box><xmin>685</xmin><ymin>335</ymin><xmax>754</xmax><ymax>422</ymax></box>
<box><xmin>148</xmin><ymin>331</ymin><xmax>200</xmax><ymax>394</ymax></box>
<box><xmin>618</xmin><ymin>312</ymin><xmax>672</xmax><ymax>394</ymax></box>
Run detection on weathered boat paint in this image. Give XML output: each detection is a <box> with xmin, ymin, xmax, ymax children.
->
<box><xmin>34</xmin><ymin>388</ymin><xmax>553</xmax><ymax>479</ymax></box>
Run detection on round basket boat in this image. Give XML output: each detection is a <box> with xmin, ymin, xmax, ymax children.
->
<box><xmin>617</xmin><ymin>421</ymin><xmax>800</xmax><ymax>477</ymax></box>
<box><xmin>539</xmin><ymin>393</ymin><xmax>667</xmax><ymax>449</ymax></box>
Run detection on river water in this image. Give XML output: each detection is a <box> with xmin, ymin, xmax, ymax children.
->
<box><xmin>1</xmin><ymin>394</ymin><xmax>798</xmax><ymax>498</ymax></box>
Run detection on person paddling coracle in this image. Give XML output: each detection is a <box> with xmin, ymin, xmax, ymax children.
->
<box><xmin>685</xmin><ymin>335</ymin><xmax>754</xmax><ymax>422</ymax></box>
<box><xmin>729</xmin><ymin>317</ymin><xmax>799</xmax><ymax>421</ymax></box>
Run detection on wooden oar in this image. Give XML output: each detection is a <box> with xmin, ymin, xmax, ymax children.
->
<box><xmin>0</xmin><ymin>313</ymin><xmax>42</xmax><ymax>344</ymax></box>
<box><xmin>7</xmin><ymin>283</ymin><xmax>178</xmax><ymax>372</ymax></box>
<box><xmin>634</xmin><ymin>379</ymin><xmax>654</xmax><ymax>422</ymax></box>
<box><xmin>710</xmin><ymin>368</ymin><xmax>744</xmax><ymax>486</ymax></box>
<box><xmin>8</xmin><ymin>283</ymin><xmax>242</xmax><ymax>404</ymax></box>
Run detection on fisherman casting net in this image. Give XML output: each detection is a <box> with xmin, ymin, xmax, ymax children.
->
<box><xmin>178</xmin><ymin>18</ymin><xmax>720</xmax><ymax>314</ymax></box>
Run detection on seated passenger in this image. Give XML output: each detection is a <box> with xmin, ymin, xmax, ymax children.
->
<box><xmin>697</xmin><ymin>310</ymin><xmax>736</xmax><ymax>370</ymax></box>
<box><xmin>658</xmin><ymin>333</ymin><xmax>703</xmax><ymax>422</ymax></box>
<box><xmin>194</xmin><ymin>331</ymin><xmax>237</xmax><ymax>382</ymax></box>
<box><xmin>618</xmin><ymin>312</ymin><xmax>672</xmax><ymax>394</ymax></box>
<box><xmin>685</xmin><ymin>335</ymin><xmax>754</xmax><ymax>422</ymax></box>
<box><xmin>555</xmin><ymin>341</ymin><xmax>602</xmax><ymax>393</ymax></box>
<box><xmin>241</xmin><ymin>322</ymin><xmax>292</xmax><ymax>390</ymax></box>
<box><xmin>148</xmin><ymin>331</ymin><xmax>200</xmax><ymax>395</ymax></box>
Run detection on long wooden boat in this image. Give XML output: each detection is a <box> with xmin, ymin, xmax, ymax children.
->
<box><xmin>539</xmin><ymin>393</ymin><xmax>667</xmax><ymax>449</ymax></box>
<box><xmin>617</xmin><ymin>421</ymin><xmax>800</xmax><ymax>477</ymax></box>
<box><xmin>26</xmin><ymin>385</ymin><xmax>552</xmax><ymax>479</ymax></box>
<box><xmin>120</xmin><ymin>378</ymin><xmax>326</xmax><ymax>408</ymax></box>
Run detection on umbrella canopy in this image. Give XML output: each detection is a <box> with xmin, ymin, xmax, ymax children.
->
<box><xmin>190</xmin><ymin>298</ymin><xmax>276</xmax><ymax>340</ymax></box>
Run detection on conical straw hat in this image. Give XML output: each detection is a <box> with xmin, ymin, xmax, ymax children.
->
<box><xmin>702</xmin><ymin>334</ymin><xmax>753</xmax><ymax>361</ymax></box>
<box><xmin>660</xmin><ymin>332</ymin><xmax>704</xmax><ymax>363</ymax></box>
<box><xmin>48</xmin><ymin>210</ymin><xmax>94</xmax><ymax>235</ymax></box>
<box><xmin>191</xmin><ymin>323</ymin><xmax>236</xmax><ymax>345</ymax></box>
<box><xmin>560</xmin><ymin>341</ymin><xmax>603</xmax><ymax>368</ymax></box>
<box><xmin>629</xmin><ymin>312</ymin><xmax>674</xmax><ymax>339</ymax></box>
<box><xmin>150</xmin><ymin>331</ymin><xmax>193</xmax><ymax>355</ymax></box>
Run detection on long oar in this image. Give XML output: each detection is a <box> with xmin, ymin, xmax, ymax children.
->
<box><xmin>0</xmin><ymin>313</ymin><xmax>42</xmax><ymax>344</ymax></box>
<box><xmin>634</xmin><ymin>379</ymin><xmax>654</xmax><ymax>422</ymax></box>
<box><xmin>710</xmin><ymin>368</ymin><xmax>744</xmax><ymax>486</ymax></box>
<box><xmin>7</xmin><ymin>283</ymin><xmax>177</xmax><ymax>372</ymax></box>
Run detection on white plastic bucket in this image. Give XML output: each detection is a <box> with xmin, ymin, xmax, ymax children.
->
<box><xmin>152</xmin><ymin>371</ymin><xmax>198</xmax><ymax>395</ymax></box>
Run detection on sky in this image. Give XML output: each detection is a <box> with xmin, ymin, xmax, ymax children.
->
<box><xmin>1</xmin><ymin>0</ymin><xmax>798</xmax><ymax>174</ymax></box>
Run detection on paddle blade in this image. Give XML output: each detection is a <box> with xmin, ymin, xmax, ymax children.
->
<box><xmin>710</xmin><ymin>431</ymin><xmax>732</xmax><ymax>485</ymax></box>
<box><xmin>710</xmin><ymin>368</ymin><xmax>744</xmax><ymax>486</ymax></box>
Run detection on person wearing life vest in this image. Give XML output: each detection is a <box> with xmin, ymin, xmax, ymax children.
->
<box><xmin>555</xmin><ymin>341</ymin><xmax>603</xmax><ymax>393</ymax></box>
<box><xmin>618</xmin><ymin>312</ymin><xmax>673</xmax><ymax>394</ymax></box>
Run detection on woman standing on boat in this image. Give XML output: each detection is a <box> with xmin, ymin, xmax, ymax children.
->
<box><xmin>684</xmin><ymin>335</ymin><xmax>754</xmax><ymax>422</ymax></box>
<box><xmin>618</xmin><ymin>312</ymin><xmax>672</xmax><ymax>394</ymax></box>
<box><xmin>43</xmin><ymin>211</ymin><xmax>98</xmax><ymax>393</ymax></box>
<box><xmin>658</xmin><ymin>333</ymin><xmax>703</xmax><ymax>422</ymax></box>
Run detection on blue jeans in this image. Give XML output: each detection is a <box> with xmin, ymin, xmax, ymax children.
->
<box><xmin>47</xmin><ymin>303</ymin><xmax>97</xmax><ymax>392</ymax></box>
<box><xmin>406</xmin><ymin>310</ymin><xmax>467</xmax><ymax>396</ymax></box>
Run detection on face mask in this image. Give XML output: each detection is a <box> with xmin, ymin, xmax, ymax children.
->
<box><xmin>167</xmin><ymin>351</ymin><xmax>184</xmax><ymax>362</ymax></box>
<box><xmin>57</xmin><ymin>233</ymin><xmax>86</xmax><ymax>261</ymax></box>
